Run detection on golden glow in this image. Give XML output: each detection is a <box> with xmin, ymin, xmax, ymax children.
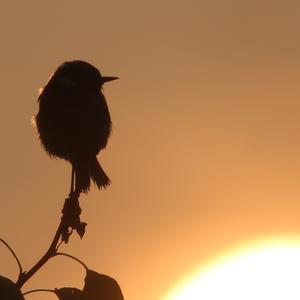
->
<box><xmin>163</xmin><ymin>237</ymin><xmax>300</xmax><ymax>300</ymax></box>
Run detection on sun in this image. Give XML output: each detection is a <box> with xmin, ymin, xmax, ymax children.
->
<box><xmin>163</xmin><ymin>237</ymin><xmax>300</xmax><ymax>300</ymax></box>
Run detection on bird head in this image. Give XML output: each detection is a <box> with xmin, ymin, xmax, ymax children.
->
<box><xmin>51</xmin><ymin>60</ymin><xmax>118</xmax><ymax>90</ymax></box>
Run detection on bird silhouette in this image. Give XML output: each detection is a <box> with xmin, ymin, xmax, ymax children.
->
<box><xmin>35</xmin><ymin>60</ymin><xmax>118</xmax><ymax>193</ymax></box>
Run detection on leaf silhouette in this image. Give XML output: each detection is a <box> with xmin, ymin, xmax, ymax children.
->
<box><xmin>82</xmin><ymin>270</ymin><xmax>124</xmax><ymax>300</ymax></box>
<box><xmin>61</xmin><ymin>192</ymin><xmax>87</xmax><ymax>243</ymax></box>
<box><xmin>54</xmin><ymin>287</ymin><xmax>83</xmax><ymax>300</ymax></box>
<box><xmin>0</xmin><ymin>275</ymin><xmax>24</xmax><ymax>300</ymax></box>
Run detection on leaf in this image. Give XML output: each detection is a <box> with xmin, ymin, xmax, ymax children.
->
<box><xmin>82</xmin><ymin>270</ymin><xmax>124</xmax><ymax>300</ymax></box>
<box><xmin>0</xmin><ymin>275</ymin><xmax>24</xmax><ymax>300</ymax></box>
<box><xmin>61</xmin><ymin>192</ymin><xmax>87</xmax><ymax>243</ymax></box>
<box><xmin>76</xmin><ymin>222</ymin><xmax>87</xmax><ymax>239</ymax></box>
<box><xmin>54</xmin><ymin>287</ymin><xmax>83</xmax><ymax>300</ymax></box>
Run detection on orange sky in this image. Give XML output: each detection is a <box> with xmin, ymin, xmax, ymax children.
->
<box><xmin>1</xmin><ymin>1</ymin><xmax>300</xmax><ymax>299</ymax></box>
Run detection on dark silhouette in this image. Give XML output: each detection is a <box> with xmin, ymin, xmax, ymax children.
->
<box><xmin>35</xmin><ymin>60</ymin><xmax>118</xmax><ymax>193</ymax></box>
<box><xmin>1</xmin><ymin>61</ymin><xmax>124</xmax><ymax>298</ymax></box>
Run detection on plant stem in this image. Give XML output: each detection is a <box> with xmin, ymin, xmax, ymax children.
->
<box><xmin>16</xmin><ymin>222</ymin><xmax>63</xmax><ymax>288</ymax></box>
<box><xmin>55</xmin><ymin>252</ymin><xmax>88</xmax><ymax>271</ymax></box>
<box><xmin>0</xmin><ymin>239</ymin><xmax>23</xmax><ymax>276</ymax></box>
<box><xmin>70</xmin><ymin>167</ymin><xmax>75</xmax><ymax>194</ymax></box>
<box><xmin>15</xmin><ymin>184</ymin><xmax>82</xmax><ymax>288</ymax></box>
<box><xmin>22</xmin><ymin>289</ymin><xmax>55</xmax><ymax>296</ymax></box>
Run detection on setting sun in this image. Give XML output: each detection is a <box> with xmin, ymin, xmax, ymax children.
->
<box><xmin>163</xmin><ymin>237</ymin><xmax>300</xmax><ymax>300</ymax></box>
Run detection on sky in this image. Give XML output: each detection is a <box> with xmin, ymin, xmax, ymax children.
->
<box><xmin>1</xmin><ymin>1</ymin><xmax>300</xmax><ymax>299</ymax></box>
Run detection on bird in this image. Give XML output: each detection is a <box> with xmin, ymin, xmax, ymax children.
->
<box><xmin>35</xmin><ymin>60</ymin><xmax>118</xmax><ymax>193</ymax></box>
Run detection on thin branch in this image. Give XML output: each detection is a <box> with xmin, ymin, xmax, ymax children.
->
<box><xmin>22</xmin><ymin>289</ymin><xmax>55</xmax><ymax>296</ymax></box>
<box><xmin>55</xmin><ymin>252</ymin><xmax>88</xmax><ymax>271</ymax></box>
<box><xmin>0</xmin><ymin>238</ymin><xmax>23</xmax><ymax>275</ymax></box>
<box><xmin>15</xmin><ymin>190</ymin><xmax>82</xmax><ymax>288</ymax></box>
<box><xmin>16</xmin><ymin>222</ymin><xmax>63</xmax><ymax>288</ymax></box>
<box><xmin>70</xmin><ymin>166</ymin><xmax>75</xmax><ymax>194</ymax></box>
<box><xmin>55</xmin><ymin>240</ymin><xmax>64</xmax><ymax>252</ymax></box>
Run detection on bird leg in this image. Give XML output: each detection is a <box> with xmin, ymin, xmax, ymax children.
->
<box><xmin>70</xmin><ymin>166</ymin><xmax>75</xmax><ymax>194</ymax></box>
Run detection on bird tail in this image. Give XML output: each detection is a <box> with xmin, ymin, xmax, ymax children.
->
<box><xmin>90</xmin><ymin>157</ymin><xmax>111</xmax><ymax>190</ymax></box>
<box><xmin>73</xmin><ymin>158</ymin><xmax>110</xmax><ymax>193</ymax></box>
<box><xmin>74</xmin><ymin>161</ymin><xmax>91</xmax><ymax>193</ymax></box>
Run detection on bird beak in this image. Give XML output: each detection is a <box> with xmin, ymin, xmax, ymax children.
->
<box><xmin>101</xmin><ymin>76</ymin><xmax>119</xmax><ymax>83</ymax></box>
